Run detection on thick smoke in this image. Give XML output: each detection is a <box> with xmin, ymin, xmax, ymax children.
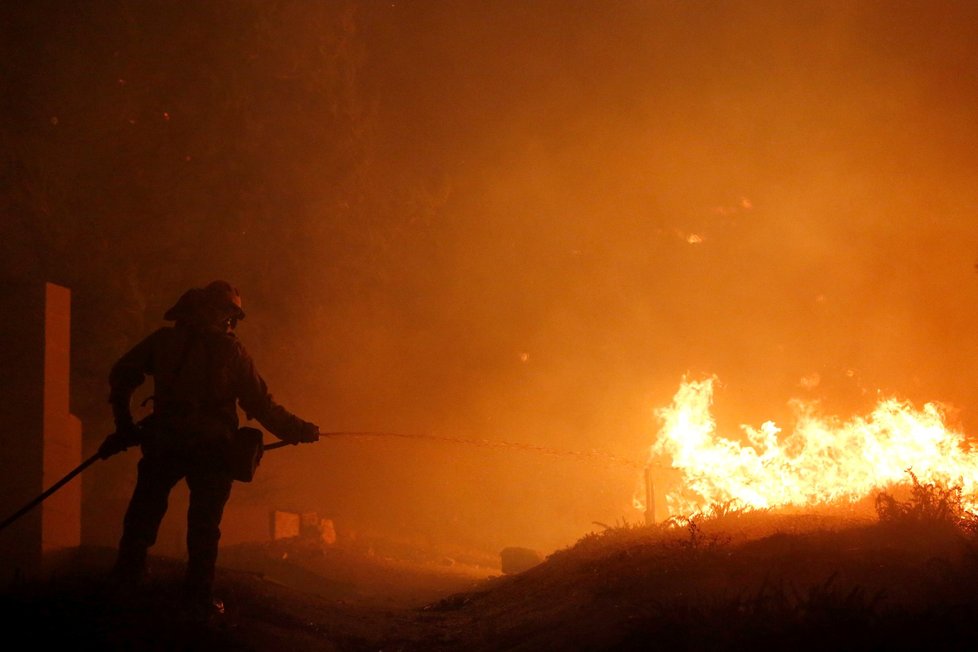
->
<box><xmin>4</xmin><ymin>1</ymin><xmax>978</xmax><ymax>555</ymax></box>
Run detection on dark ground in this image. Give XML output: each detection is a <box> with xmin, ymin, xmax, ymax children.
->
<box><xmin>7</xmin><ymin>512</ymin><xmax>978</xmax><ymax>651</ymax></box>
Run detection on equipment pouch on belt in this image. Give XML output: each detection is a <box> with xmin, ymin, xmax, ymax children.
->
<box><xmin>227</xmin><ymin>426</ymin><xmax>264</xmax><ymax>482</ymax></box>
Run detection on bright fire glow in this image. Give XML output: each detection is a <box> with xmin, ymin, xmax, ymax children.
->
<box><xmin>644</xmin><ymin>377</ymin><xmax>978</xmax><ymax>517</ymax></box>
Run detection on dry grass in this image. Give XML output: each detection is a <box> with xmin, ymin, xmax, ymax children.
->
<box><xmin>443</xmin><ymin>482</ymin><xmax>978</xmax><ymax>650</ymax></box>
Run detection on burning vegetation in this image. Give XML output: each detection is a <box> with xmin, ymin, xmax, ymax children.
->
<box><xmin>641</xmin><ymin>377</ymin><xmax>978</xmax><ymax>525</ymax></box>
<box><xmin>6</xmin><ymin>1</ymin><xmax>978</xmax><ymax>648</ymax></box>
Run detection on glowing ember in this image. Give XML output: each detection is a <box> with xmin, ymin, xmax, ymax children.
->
<box><xmin>644</xmin><ymin>377</ymin><xmax>978</xmax><ymax>518</ymax></box>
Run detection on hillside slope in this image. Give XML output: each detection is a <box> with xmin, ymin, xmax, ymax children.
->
<box><xmin>6</xmin><ymin>513</ymin><xmax>978</xmax><ymax>650</ymax></box>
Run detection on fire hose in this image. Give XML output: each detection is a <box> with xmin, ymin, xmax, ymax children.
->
<box><xmin>0</xmin><ymin>451</ymin><xmax>102</xmax><ymax>533</ymax></box>
<box><xmin>0</xmin><ymin>429</ymin><xmax>647</xmax><ymax>534</ymax></box>
<box><xmin>0</xmin><ymin>431</ymin><xmax>325</xmax><ymax>534</ymax></box>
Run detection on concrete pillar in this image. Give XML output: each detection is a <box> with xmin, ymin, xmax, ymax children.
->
<box><xmin>41</xmin><ymin>283</ymin><xmax>83</xmax><ymax>563</ymax></box>
<box><xmin>0</xmin><ymin>282</ymin><xmax>82</xmax><ymax>582</ymax></box>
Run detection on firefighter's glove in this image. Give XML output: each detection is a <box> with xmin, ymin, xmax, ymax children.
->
<box><xmin>98</xmin><ymin>423</ymin><xmax>140</xmax><ymax>459</ymax></box>
<box><xmin>295</xmin><ymin>421</ymin><xmax>320</xmax><ymax>445</ymax></box>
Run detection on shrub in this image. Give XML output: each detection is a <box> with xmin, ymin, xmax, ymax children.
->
<box><xmin>875</xmin><ymin>470</ymin><xmax>978</xmax><ymax>534</ymax></box>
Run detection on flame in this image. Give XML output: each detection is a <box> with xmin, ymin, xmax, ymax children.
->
<box><xmin>645</xmin><ymin>377</ymin><xmax>978</xmax><ymax>518</ymax></box>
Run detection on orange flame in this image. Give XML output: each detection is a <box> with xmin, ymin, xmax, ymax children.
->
<box><xmin>645</xmin><ymin>377</ymin><xmax>978</xmax><ymax>518</ymax></box>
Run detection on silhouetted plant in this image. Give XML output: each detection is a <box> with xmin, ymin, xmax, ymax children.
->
<box><xmin>875</xmin><ymin>470</ymin><xmax>978</xmax><ymax>534</ymax></box>
<box><xmin>661</xmin><ymin>514</ymin><xmax>732</xmax><ymax>552</ymax></box>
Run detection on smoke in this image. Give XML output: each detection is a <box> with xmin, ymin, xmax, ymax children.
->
<box><xmin>316</xmin><ymin>0</ymin><xmax>978</xmax><ymax>551</ymax></box>
<box><xmin>5</xmin><ymin>1</ymin><xmax>978</xmax><ymax>555</ymax></box>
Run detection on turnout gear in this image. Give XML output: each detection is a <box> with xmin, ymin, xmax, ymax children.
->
<box><xmin>109</xmin><ymin>325</ymin><xmax>315</xmax><ymax>445</ymax></box>
<box><xmin>108</xmin><ymin>282</ymin><xmax>317</xmax><ymax>603</ymax></box>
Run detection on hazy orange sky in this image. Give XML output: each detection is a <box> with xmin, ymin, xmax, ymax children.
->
<box><xmin>5</xmin><ymin>1</ymin><xmax>978</xmax><ymax>555</ymax></box>
<box><xmin>267</xmin><ymin>1</ymin><xmax>978</xmax><ymax>553</ymax></box>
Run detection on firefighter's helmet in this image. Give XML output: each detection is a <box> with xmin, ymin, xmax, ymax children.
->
<box><xmin>203</xmin><ymin>280</ymin><xmax>246</xmax><ymax>320</ymax></box>
<box><xmin>163</xmin><ymin>281</ymin><xmax>245</xmax><ymax>322</ymax></box>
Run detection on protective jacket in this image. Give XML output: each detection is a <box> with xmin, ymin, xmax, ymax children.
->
<box><xmin>109</xmin><ymin>323</ymin><xmax>311</xmax><ymax>452</ymax></box>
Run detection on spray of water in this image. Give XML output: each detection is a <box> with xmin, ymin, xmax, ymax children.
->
<box><xmin>268</xmin><ymin>431</ymin><xmax>645</xmax><ymax>469</ymax></box>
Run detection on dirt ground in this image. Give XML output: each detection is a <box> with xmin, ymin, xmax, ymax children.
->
<box><xmin>2</xmin><ymin>542</ymin><xmax>504</xmax><ymax>651</ymax></box>
<box><xmin>8</xmin><ymin>515</ymin><xmax>978</xmax><ymax>651</ymax></box>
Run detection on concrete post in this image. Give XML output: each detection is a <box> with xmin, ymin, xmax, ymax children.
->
<box><xmin>0</xmin><ymin>282</ymin><xmax>82</xmax><ymax>582</ymax></box>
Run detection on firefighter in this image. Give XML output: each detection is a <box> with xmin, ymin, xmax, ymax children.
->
<box><xmin>98</xmin><ymin>280</ymin><xmax>319</xmax><ymax>618</ymax></box>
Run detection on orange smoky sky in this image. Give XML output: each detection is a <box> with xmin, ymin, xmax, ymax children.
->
<box><xmin>263</xmin><ymin>1</ymin><xmax>978</xmax><ymax>553</ymax></box>
<box><xmin>5</xmin><ymin>1</ymin><xmax>978</xmax><ymax>555</ymax></box>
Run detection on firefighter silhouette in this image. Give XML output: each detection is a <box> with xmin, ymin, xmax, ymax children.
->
<box><xmin>99</xmin><ymin>281</ymin><xmax>319</xmax><ymax>617</ymax></box>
